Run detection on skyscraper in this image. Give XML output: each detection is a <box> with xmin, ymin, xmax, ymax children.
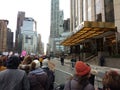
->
<box><xmin>49</xmin><ymin>0</ymin><xmax>60</xmax><ymax>54</ymax></box>
<box><xmin>50</xmin><ymin>0</ymin><xmax>59</xmax><ymax>38</ymax></box>
<box><xmin>20</xmin><ymin>17</ymin><xmax>38</xmax><ymax>54</ymax></box>
<box><xmin>0</xmin><ymin>20</ymin><xmax>8</xmax><ymax>52</ymax></box>
<box><xmin>15</xmin><ymin>11</ymin><xmax>25</xmax><ymax>52</ymax></box>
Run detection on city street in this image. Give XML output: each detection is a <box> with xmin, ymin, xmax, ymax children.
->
<box><xmin>51</xmin><ymin>58</ymin><xmax>74</xmax><ymax>88</ymax></box>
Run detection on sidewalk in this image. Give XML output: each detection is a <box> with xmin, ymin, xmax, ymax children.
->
<box><xmin>86</xmin><ymin>57</ymin><xmax>120</xmax><ymax>69</ymax></box>
<box><xmin>64</xmin><ymin>57</ymin><xmax>120</xmax><ymax>69</ymax></box>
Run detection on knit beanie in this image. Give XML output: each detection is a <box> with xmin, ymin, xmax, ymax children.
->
<box><xmin>6</xmin><ymin>56</ymin><xmax>20</xmax><ymax>69</ymax></box>
<box><xmin>42</xmin><ymin>59</ymin><xmax>48</xmax><ymax>68</ymax></box>
<box><xmin>32</xmin><ymin>60</ymin><xmax>40</xmax><ymax>69</ymax></box>
<box><xmin>75</xmin><ymin>61</ymin><xmax>91</xmax><ymax>76</ymax></box>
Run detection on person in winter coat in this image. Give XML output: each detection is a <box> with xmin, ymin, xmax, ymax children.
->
<box><xmin>64</xmin><ymin>61</ymin><xmax>95</xmax><ymax>90</ymax></box>
<box><xmin>60</xmin><ymin>55</ymin><xmax>64</xmax><ymax>66</ymax></box>
<box><xmin>0</xmin><ymin>55</ymin><xmax>30</xmax><ymax>90</ymax></box>
<box><xmin>42</xmin><ymin>59</ymin><xmax>55</xmax><ymax>90</ymax></box>
<box><xmin>99</xmin><ymin>56</ymin><xmax>105</xmax><ymax>66</ymax></box>
<box><xmin>71</xmin><ymin>56</ymin><xmax>77</xmax><ymax>68</ymax></box>
<box><xmin>19</xmin><ymin>55</ymin><xmax>32</xmax><ymax>74</ymax></box>
<box><xmin>102</xmin><ymin>70</ymin><xmax>120</xmax><ymax>90</ymax></box>
<box><xmin>47</xmin><ymin>56</ymin><xmax>55</xmax><ymax>72</ymax></box>
<box><xmin>0</xmin><ymin>57</ymin><xmax>6</xmax><ymax>71</ymax></box>
<box><xmin>28</xmin><ymin>60</ymin><xmax>48</xmax><ymax>90</ymax></box>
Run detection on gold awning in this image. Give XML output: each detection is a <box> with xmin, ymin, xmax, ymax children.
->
<box><xmin>61</xmin><ymin>21</ymin><xmax>116</xmax><ymax>46</ymax></box>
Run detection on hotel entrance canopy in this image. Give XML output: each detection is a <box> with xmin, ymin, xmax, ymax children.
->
<box><xmin>61</xmin><ymin>21</ymin><xmax>116</xmax><ymax>46</ymax></box>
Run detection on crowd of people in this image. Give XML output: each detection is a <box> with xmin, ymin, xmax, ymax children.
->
<box><xmin>0</xmin><ymin>53</ymin><xmax>120</xmax><ymax>90</ymax></box>
<box><xmin>0</xmin><ymin>54</ymin><xmax>55</xmax><ymax>90</ymax></box>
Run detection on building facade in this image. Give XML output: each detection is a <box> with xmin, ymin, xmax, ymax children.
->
<box><xmin>20</xmin><ymin>17</ymin><xmax>38</xmax><ymax>54</ymax></box>
<box><xmin>50</xmin><ymin>0</ymin><xmax>60</xmax><ymax>54</ymax></box>
<box><xmin>37</xmin><ymin>34</ymin><xmax>44</xmax><ymax>55</ymax></box>
<box><xmin>63</xmin><ymin>18</ymin><xmax>70</xmax><ymax>32</ymax></box>
<box><xmin>61</xmin><ymin>0</ymin><xmax>120</xmax><ymax>58</ymax></box>
<box><xmin>49</xmin><ymin>0</ymin><xmax>64</xmax><ymax>55</ymax></box>
<box><xmin>0</xmin><ymin>20</ymin><xmax>13</xmax><ymax>53</ymax></box>
<box><xmin>70</xmin><ymin>0</ymin><xmax>117</xmax><ymax>31</ymax></box>
<box><xmin>15</xmin><ymin>11</ymin><xmax>25</xmax><ymax>52</ymax></box>
<box><xmin>7</xmin><ymin>28</ymin><xmax>13</xmax><ymax>52</ymax></box>
<box><xmin>59</xmin><ymin>10</ymin><xmax>64</xmax><ymax>35</ymax></box>
<box><xmin>50</xmin><ymin>0</ymin><xmax>60</xmax><ymax>38</ymax></box>
<box><xmin>0</xmin><ymin>20</ymin><xmax>8</xmax><ymax>52</ymax></box>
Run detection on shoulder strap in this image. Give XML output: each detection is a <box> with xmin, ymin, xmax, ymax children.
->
<box><xmin>69</xmin><ymin>80</ymin><xmax>71</xmax><ymax>90</ymax></box>
<box><xmin>73</xmin><ymin>79</ymin><xmax>89</xmax><ymax>90</ymax></box>
<box><xmin>82</xmin><ymin>81</ymin><xmax>89</xmax><ymax>90</ymax></box>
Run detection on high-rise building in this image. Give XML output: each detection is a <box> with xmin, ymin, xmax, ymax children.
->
<box><xmin>15</xmin><ymin>11</ymin><xmax>25</xmax><ymax>52</ymax></box>
<box><xmin>50</xmin><ymin>0</ymin><xmax>60</xmax><ymax>38</ymax></box>
<box><xmin>49</xmin><ymin>0</ymin><xmax>60</xmax><ymax>54</ymax></box>
<box><xmin>20</xmin><ymin>17</ymin><xmax>38</xmax><ymax>54</ymax></box>
<box><xmin>49</xmin><ymin>0</ymin><xmax>65</xmax><ymax>56</ymax></box>
<box><xmin>7</xmin><ymin>28</ymin><xmax>13</xmax><ymax>51</ymax></box>
<box><xmin>63</xmin><ymin>18</ymin><xmax>70</xmax><ymax>32</ymax></box>
<box><xmin>59</xmin><ymin>10</ymin><xmax>64</xmax><ymax>35</ymax></box>
<box><xmin>0</xmin><ymin>20</ymin><xmax>8</xmax><ymax>52</ymax></box>
<box><xmin>0</xmin><ymin>20</ymin><xmax>13</xmax><ymax>52</ymax></box>
<box><xmin>37</xmin><ymin>34</ymin><xmax>44</xmax><ymax>55</ymax></box>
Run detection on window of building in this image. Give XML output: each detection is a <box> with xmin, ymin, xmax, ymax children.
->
<box><xmin>83</xmin><ymin>0</ymin><xmax>86</xmax><ymax>21</ymax></box>
<box><xmin>96</xmin><ymin>13</ymin><xmax>102</xmax><ymax>21</ymax></box>
<box><xmin>31</xmin><ymin>36</ymin><xmax>33</xmax><ymax>45</ymax></box>
<box><xmin>25</xmin><ymin>35</ymin><xmax>28</xmax><ymax>43</ymax></box>
<box><xmin>88</xmin><ymin>0</ymin><xmax>92</xmax><ymax>21</ymax></box>
<box><xmin>59</xmin><ymin>25</ymin><xmax>63</xmax><ymax>27</ymax></box>
<box><xmin>81</xmin><ymin>0</ymin><xmax>83</xmax><ymax>22</ymax></box>
<box><xmin>104</xmin><ymin>0</ymin><xmax>114</xmax><ymax>22</ymax></box>
<box><xmin>95</xmin><ymin>0</ymin><xmax>102</xmax><ymax>21</ymax></box>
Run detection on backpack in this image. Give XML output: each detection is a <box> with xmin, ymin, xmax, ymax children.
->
<box><xmin>28</xmin><ymin>69</ymin><xmax>48</xmax><ymax>90</ymax></box>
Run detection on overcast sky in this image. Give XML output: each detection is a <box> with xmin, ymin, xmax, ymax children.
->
<box><xmin>0</xmin><ymin>0</ymin><xmax>70</xmax><ymax>45</ymax></box>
